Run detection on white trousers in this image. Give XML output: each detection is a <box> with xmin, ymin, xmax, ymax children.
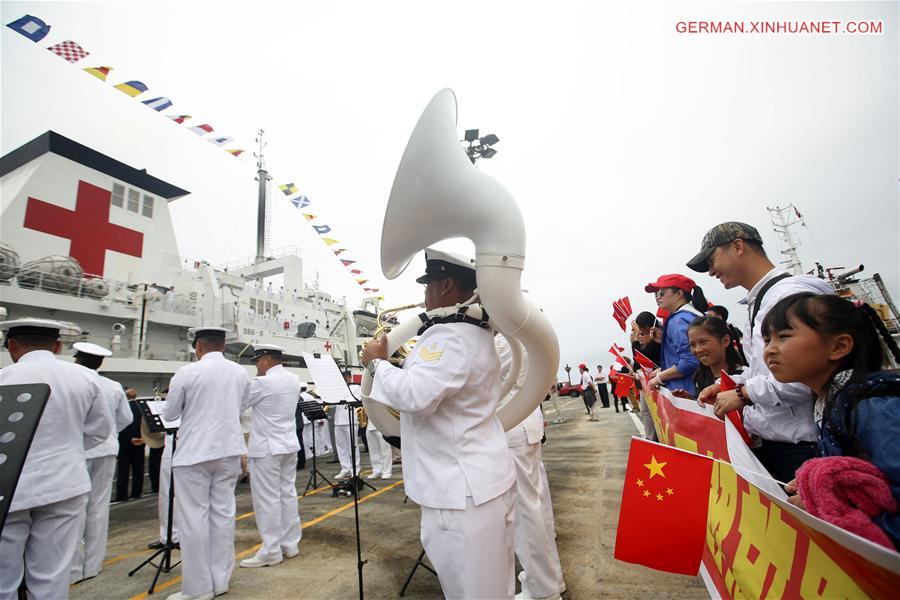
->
<box><xmin>158</xmin><ymin>447</ymin><xmax>180</xmax><ymax>543</ymax></box>
<box><xmin>70</xmin><ymin>455</ymin><xmax>116</xmax><ymax>582</ymax></box>
<box><xmin>420</xmin><ymin>486</ymin><xmax>516</xmax><ymax>600</ymax></box>
<box><xmin>173</xmin><ymin>457</ymin><xmax>240</xmax><ymax>596</ymax></box>
<box><xmin>511</xmin><ymin>444</ymin><xmax>564</xmax><ymax>599</ymax></box>
<box><xmin>0</xmin><ymin>493</ymin><xmax>87</xmax><ymax>600</ymax></box>
<box><xmin>302</xmin><ymin>421</ymin><xmax>332</xmax><ymax>456</ymax></box>
<box><xmin>638</xmin><ymin>391</ymin><xmax>658</xmax><ymax>441</ymax></box>
<box><xmin>249</xmin><ymin>453</ymin><xmax>302</xmax><ymax>561</ymax></box>
<box><xmin>364</xmin><ymin>427</ymin><xmax>392</xmax><ymax>477</ymax></box>
<box><xmin>334</xmin><ymin>424</ymin><xmax>360</xmax><ymax>473</ymax></box>
<box><xmin>539</xmin><ymin>462</ymin><xmax>564</xmax><ymax>593</ymax></box>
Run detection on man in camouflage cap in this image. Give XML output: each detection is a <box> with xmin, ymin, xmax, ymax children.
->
<box><xmin>685</xmin><ymin>221</ymin><xmax>834</xmax><ymax>484</ymax></box>
<box><xmin>686</xmin><ymin>221</ymin><xmax>763</xmax><ymax>274</ymax></box>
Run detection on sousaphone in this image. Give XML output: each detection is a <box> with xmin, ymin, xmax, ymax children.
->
<box><xmin>361</xmin><ymin>89</ymin><xmax>559</xmax><ymax>437</ymax></box>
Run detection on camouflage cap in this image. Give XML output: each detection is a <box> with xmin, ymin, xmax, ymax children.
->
<box><xmin>686</xmin><ymin>222</ymin><xmax>763</xmax><ymax>272</ymax></box>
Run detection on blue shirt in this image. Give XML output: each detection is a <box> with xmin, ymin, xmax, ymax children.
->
<box><xmin>660</xmin><ymin>305</ymin><xmax>702</xmax><ymax>396</ymax></box>
<box><xmin>819</xmin><ymin>370</ymin><xmax>900</xmax><ymax>547</ymax></box>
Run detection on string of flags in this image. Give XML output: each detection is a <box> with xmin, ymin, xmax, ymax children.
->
<box><xmin>5</xmin><ymin>13</ymin><xmax>245</xmax><ymax>158</ymax></box>
<box><xmin>7</xmin><ymin>12</ymin><xmax>379</xmax><ymax>294</ymax></box>
<box><xmin>277</xmin><ymin>182</ymin><xmax>382</xmax><ymax>294</ymax></box>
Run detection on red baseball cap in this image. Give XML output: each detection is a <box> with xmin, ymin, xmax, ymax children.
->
<box><xmin>645</xmin><ymin>274</ymin><xmax>696</xmax><ymax>293</ymax></box>
<box><xmin>578</xmin><ymin>363</ymin><xmax>587</xmax><ymax>370</ymax></box>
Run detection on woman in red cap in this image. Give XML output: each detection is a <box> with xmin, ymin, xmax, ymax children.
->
<box><xmin>645</xmin><ymin>274</ymin><xmax>708</xmax><ymax>397</ymax></box>
<box><xmin>579</xmin><ymin>363</ymin><xmax>599</xmax><ymax>421</ymax></box>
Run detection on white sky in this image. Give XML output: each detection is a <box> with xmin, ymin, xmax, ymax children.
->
<box><xmin>2</xmin><ymin>1</ymin><xmax>897</xmax><ymax>380</ymax></box>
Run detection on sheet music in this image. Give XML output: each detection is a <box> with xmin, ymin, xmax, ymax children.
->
<box><xmin>145</xmin><ymin>399</ymin><xmax>181</xmax><ymax>429</ymax></box>
<box><xmin>302</xmin><ymin>353</ymin><xmax>353</xmax><ymax>405</ymax></box>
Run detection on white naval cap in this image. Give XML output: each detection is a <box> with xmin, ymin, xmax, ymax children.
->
<box><xmin>415</xmin><ymin>247</ymin><xmax>476</xmax><ymax>285</ymax></box>
<box><xmin>0</xmin><ymin>318</ymin><xmax>66</xmax><ymax>337</ymax></box>
<box><xmin>251</xmin><ymin>343</ymin><xmax>285</xmax><ymax>360</ymax></box>
<box><xmin>188</xmin><ymin>326</ymin><xmax>227</xmax><ymax>347</ymax></box>
<box><xmin>73</xmin><ymin>341</ymin><xmax>113</xmax><ymax>357</ymax></box>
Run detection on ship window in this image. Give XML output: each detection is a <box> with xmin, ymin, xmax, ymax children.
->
<box><xmin>142</xmin><ymin>194</ymin><xmax>154</xmax><ymax>218</ymax></box>
<box><xmin>249</xmin><ymin>298</ymin><xmax>256</xmax><ymax>312</ymax></box>
<box><xmin>112</xmin><ymin>183</ymin><xmax>125</xmax><ymax>207</ymax></box>
<box><xmin>127</xmin><ymin>189</ymin><xmax>140</xmax><ymax>213</ymax></box>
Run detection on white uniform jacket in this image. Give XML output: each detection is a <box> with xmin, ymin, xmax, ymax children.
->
<box><xmin>495</xmin><ymin>335</ymin><xmax>542</xmax><ymax>448</ymax></box>
<box><xmin>370</xmin><ymin>323</ymin><xmax>515</xmax><ymax>510</ymax></box>
<box><xmin>506</xmin><ymin>407</ymin><xmax>544</xmax><ymax>448</ymax></box>
<box><xmin>733</xmin><ymin>269</ymin><xmax>834</xmax><ymax>443</ymax></box>
<box><xmin>163</xmin><ymin>351</ymin><xmax>249</xmax><ymax>467</ymax></box>
<box><xmin>85</xmin><ymin>374</ymin><xmax>133</xmax><ymax>459</ymax></box>
<box><xmin>0</xmin><ymin>351</ymin><xmax>110</xmax><ymax>512</ymax></box>
<box><xmin>243</xmin><ymin>364</ymin><xmax>302</xmax><ymax>457</ymax></box>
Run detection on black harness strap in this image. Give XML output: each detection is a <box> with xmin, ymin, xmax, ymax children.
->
<box><xmin>417</xmin><ymin>305</ymin><xmax>491</xmax><ymax>336</ymax></box>
<box><xmin>750</xmin><ymin>273</ymin><xmax>792</xmax><ymax>331</ymax></box>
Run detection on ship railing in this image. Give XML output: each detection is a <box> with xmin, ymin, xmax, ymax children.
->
<box><xmin>2</xmin><ymin>267</ymin><xmax>196</xmax><ymax>316</ymax></box>
<box><xmin>4</xmin><ymin>266</ymin><xmax>129</xmax><ymax>301</ymax></box>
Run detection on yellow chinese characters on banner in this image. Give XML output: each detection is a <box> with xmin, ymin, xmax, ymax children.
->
<box><xmin>641</xmin><ymin>378</ymin><xmax>900</xmax><ymax>599</ymax></box>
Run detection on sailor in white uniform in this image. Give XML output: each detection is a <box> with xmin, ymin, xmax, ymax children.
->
<box><xmin>163</xmin><ymin>327</ymin><xmax>249</xmax><ymax>600</ymax></box>
<box><xmin>495</xmin><ymin>336</ymin><xmax>565</xmax><ymax>600</ymax></box>
<box><xmin>69</xmin><ymin>342</ymin><xmax>133</xmax><ymax>584</ymax></box>
<box><xmin>364</xmin><ymin>411</ymin><xmax>393</xmax><ymax>480</ymax></box>
<box><xmin>0</xmin><ymin>319</ymin><xmax>111</xmax><ymax>600</ymax></box>
<box><xmin>240</xmin><ymin>345</ymin><xmax>302</xmax><ymax>568</ymax></box>
<box><xmin>332</xmin><ymin>371</ymin><xmax>361</xmax><ymax>480</ymax></box>
<box><xmin>363</xmin><ymin>249</ymin><xmax>517</xmax><ymax>600</ymax></box>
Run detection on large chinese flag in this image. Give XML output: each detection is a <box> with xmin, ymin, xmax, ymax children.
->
<box><xmin>614</xmin><ymin>438</ymin><xmax>713</xmax><ymax>575</ymax></box>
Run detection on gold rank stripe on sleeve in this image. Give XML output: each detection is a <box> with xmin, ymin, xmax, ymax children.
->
<box><xmin>417</xmin><ymin>343</ymin><xmax>444</xmax><ymax>363</ymax></box>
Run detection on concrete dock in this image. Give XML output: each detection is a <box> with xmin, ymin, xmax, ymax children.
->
<box><xmin>71</xmin><ymin>398</ymin><xmax>706</xmax><ymax>599</ymax></box>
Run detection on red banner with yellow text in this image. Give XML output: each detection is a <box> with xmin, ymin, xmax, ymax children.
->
<box><xmin>636</xmin><ymin>376</ymin><xmax>900</xmax><ymax>598</ymax></box>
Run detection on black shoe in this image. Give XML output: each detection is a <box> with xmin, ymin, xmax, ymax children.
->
<box><xmin>148</xmin><ymin>541</ymin><xmax>164</xmax><ymax>549</ymax></box>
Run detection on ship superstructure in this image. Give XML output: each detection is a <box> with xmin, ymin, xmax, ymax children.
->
<box><xmin>0</xmin><ymin>131</ymin><xmax>377</xmax><ymax>391</ymax></box>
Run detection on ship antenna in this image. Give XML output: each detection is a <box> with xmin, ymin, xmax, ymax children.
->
<box><xmin>766</xmin><ymin>204</ymin><xmax>805</xmax><ymax>275</ymax></box>
<box><xmin>253</xmin><ymin>129</ymin><xmax>272</xmax><ymax>264</ymax></box>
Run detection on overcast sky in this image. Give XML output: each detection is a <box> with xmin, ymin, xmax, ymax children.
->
<box><xmin>2</xmin><ymin>1</ymin><xmax>897</xmax><ymax>379</ymax></box>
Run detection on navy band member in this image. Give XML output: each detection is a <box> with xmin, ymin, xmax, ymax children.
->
<box><xmin>0</xmin><ymin>319</ymin><xmax>111</xmax><ymax>600</ymax></box>
<box><xmin>69</xmin><ymin>342</ymin><xmax>133</xmax><ymax>584</ymax></box>
<box><xmin>163</xmin><ymin>327</ymin><xmax>249</xmax><ymax>600</ymax></box>
<box><xmin>362</xmin><ymin>249</ymin><xmax>517</xmax><ymax>599</ymax></box>
<box><xmin>240</xmin><ymin>344</ymin><xmax>302</xmax><ymax>568</ymax></box>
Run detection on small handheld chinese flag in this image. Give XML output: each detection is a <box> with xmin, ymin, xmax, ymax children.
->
<box><xmin>614</xmin><ymin>373</ymin><xmax>635</xmax><ymax>397</ymax></box>
<box><xmin>614</xmin><ymin>438</ymin><xmax>713</xmax><ymax>575</ymax></box>
<box><xmin>719</xmin><ymin>371</ymin><xmax>751</xmax><ymax>445</ymax></box>
<box><xmin>633</xmin><ymin>349</ymin><xmax>658</xmax><ymax>370</ymax></box>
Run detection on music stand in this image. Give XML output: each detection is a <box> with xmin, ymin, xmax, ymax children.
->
<box><xmin>399</xmin><ymin>547</ymin><xmax>437</xmax><ymax>596</ymax></box>
<box><xmin>129</xmin><ymin>399</ymin><xmax>180</xmax><ymax>593</ymax></box>
<box><xmin>300</xmin><ymin>400</ymin><xmax>333</xmax><ymax>495</ymax></box>
<box><xmin>333</xmin><ymin>399</ymin><xmax>368</xmax><ymax>600</ymax></box>
<box><xmin>0</xmin><ymin>384</ymin><xmax>51</xmax><ymax>534</ymax></box>
<box><xmin>328</xmin><ymin>401</ymin><xmax>376</xmax><ymax>495</ymax></box>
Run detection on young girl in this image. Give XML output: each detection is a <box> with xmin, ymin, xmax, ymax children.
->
<box><xmin>761</xmin><ymin>292</ymin><xmax>900</xmax><ymax>547</ymax></box>
<box><xmin>688</xmin><ymin>316</ymin><xmax>744</xmax><ymax>395</ymax></box>
<box><xmin>645</xmin><ymin>274</ymin><xmax>708</xmax><ymax>396</ymax></box>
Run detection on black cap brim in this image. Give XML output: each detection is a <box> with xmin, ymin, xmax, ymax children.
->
<box><xmin>686</xmin><ymin>247</ymin><xmax>715</xmax><ymax>273</ymax></box>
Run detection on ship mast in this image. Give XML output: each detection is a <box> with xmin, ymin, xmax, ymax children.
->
<box><xmin>766</xmin><ymin>204</ymin><xmax>805</xmax><ymax>275</ymax></box>
<box><xmin>253</xmin><ymin>129</ymin><xmax>272</xmax><ymax>264</ymax></box>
